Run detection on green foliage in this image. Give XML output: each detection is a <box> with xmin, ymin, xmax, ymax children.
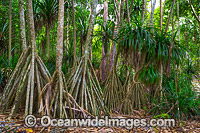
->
<box><xmin>37</xmin><ymin>0</ymin><xmax>58</xmax><ymax>27</ymax></box>
<box><xmin>138</xmin><ymin>64</ymin><xmax>160</xmax><ymax>86</ymax></box>
<box><xmin>0</xmin><ymin>0</ymin><xmax>200</xmax><ymax>121</ymax></box>
<box><xmin>149</xmin><ymin>73</ymin><xmax>200</xmax><ymax>120</ymax></box>
<box><xmin>91</xmin><ymin>55</ymin><xmax>100</xmax><ymax>70</ymax></box>
<box><xmin>153</xmin><ymin>113</ymin><xmax>170</xmax><ymax>119</ymax></box>
<box><xmin>118</xmin><ymin>23</ymin><xmax>151</xmax><ymax>53</ymax></box>
<box><xmin>118</xmin><ymin>63</ymin><xmax>130</xmax><ymax>85</ymax></box>
<box><xmin>0</xmin><ymin>17</ymin><xmax>8</xmax><ymax>52</ymax></box>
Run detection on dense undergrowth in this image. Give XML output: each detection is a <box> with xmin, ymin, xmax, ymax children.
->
<box><xmin>2</xmin><ymin>55</ymin><xmax>199</xmax><ymax>121</ymax></box>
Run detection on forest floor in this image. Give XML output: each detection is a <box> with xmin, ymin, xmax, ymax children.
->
<box><xmin>0</xmin><ymin>108</ymin><xmax>199</xmax><ymax>132</ymax></box>
<box><xmin>0</xmin><ymin>89</ymin><xmax>199</xmax><ymax>133</ymax></box>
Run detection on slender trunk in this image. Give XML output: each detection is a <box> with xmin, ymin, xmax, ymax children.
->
<box><xmin>149</xmin><ymin>0</ymin><xmax>156</xmax><ymax>27</ymax></box>
<box><xmin>158</xmin><ymin>0</ymin><xmax>163</xmax><ymax>97</ymax></box>
<box><xmin>100</xmin><ymin>1</ymin><xmax>108</xmax><ymax>81</ymax></box>
<box><xmin>56</xmin><ymin>0</ymin><xmax>64</xmax><ymax>117</ymax></box>
<box><xmin>138</xmin><ymin>0</ymin><xmax>147</xmax><ymax>70</ymax></box>
<box><xmin>126</xmin><ymin>0</ymin><xmax>130</xmax><ymax>24</ymax></box>
<box><xmin>165</xmin><ymin>0</ymin><xmax>176</xmax><ymax>33</ymax></box>
<box><xmin>19</xmin><ymin>0</ymin><xmax>27</xmax><ymax>51</ymax></box>
<box><xmin>166</xmin><ymin>15</ymin><xmax>174</xmax><ymax>77</ymax></box>
<box><xmin>113</xmin><ymin>0</ymin><xmax>119</xmax><ymax>21</ymax></box>
<box><xmin>129</xmin><ymin>0</ymin><xmax>134</xmax><ymax>13</ymax></box>
<box><xmin>89</xmin><ymin>27</ymin><xmax>93</xmax><ymax>60</ymax></box>
<box><xmin>90</xmin><ymin>43</ymin><xmax>92</xmax><ymax>60</ymax></box>
<box><xmin>199</xmin><ymin>22</ymin><xmax>200</xmax><ymax>38</ymax></box>
<box><xmin>119</xmin><ymin>0</ymin><xmax>125</xmax><ymax>26</ymax></box>
<box><xmin>141</xmin><ymin>0</ymin><xmax>145</xmax><ymax>24</ymax></box>
<box><xmin>197</xmin><ymin>22</ymin><xmax>200</xmax><ymax>67</ymax></box>
<box><xmin>145</xmin><ymin>0</ymin><xmax>147</xmax><ymax>26</ymax></box>
<box><xmin>72</xmin><ymin>0</ymin><xmax>77</xmax><ymax>66</ymax></box>
<box><xmin>187</xmin><ymin>0</ymin><xmax>200</xmax><ymax>23</ymax></box>
<box><xmin>160</xmin><ymin>0</ymin><xmax>162</xmax><ymax>32</ymax></box>
<box><xmin>25</xmin><ymin>0</ymin><xmax>31</xmax><ymax>46</ymax></box>
<box><xmin>84</xmin><ymin>0</ymin><xmax>97</xmax><ymax>59</ymax></box>
<box><xmin>108</xmin><ymin>0</ymin><xmax>124</xmax><ymax>72</ymax></box>
<box><xmin>86</xmin><ymin>10</ymin><xmax>94</xmax><ymax>60</ymax></box>
<box><xmin>177</xmin><ymin>1</ymin><xmax>180</xmax><ymax>44</ymax></box>
<box><xmin>109</xmin><ymin>29</ymin><xmax>117</xmax><ymax>72</ymax></box>
<box><xmin>162</xmin><ymin>0</ymin><xmax>166</xmax><ymax>23</ymax></box>
<box><xmin>47</xmin><ymin>25</ymin><xmax>50</xmax><ymax>59</ymax></box>
<box><xmin>56</xmin><ymin>0</ymin><xmax>64</xmax><ymax>71</ymax></box>
<box><xmin>80</xmin><ymin>1</ymin><xmax>97</xmax><ymax>108</ymax></box>
<box><xmin>67</xmin><ymin>12</ymin><xmax>70</xmax><ymax>46</ymax></box>
<box><xmin>9</xmin><ymin>0</ymin><xmax>12</xmax><ymax>65</ymax></box>
<box><xmin>27</xmin><ymin>0</ymin><xmax>36</xmax><ymax>50</ymax></box>
<box><xmin>26</xmin><ymin>0</ymin><xmax>36</xmax><ymax>115</ymax></box>
<box><xmin>66</xmin><ymin>7</ymin><xmax>70</xmax><ymax>53</ymax></box>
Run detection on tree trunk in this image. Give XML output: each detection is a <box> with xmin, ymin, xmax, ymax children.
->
<box><xmin>56</xmin><ymin>0</ymin><xmax>64</xmax><ymax>71</ymax></box>
<box><xmin>149</xmin><ymin>0</ymin><xmax>156</xmax><ymax>27</ymax></box>
<box><xmin>177</xmin><ymin>1</ymin><xmax>180</xmax><ymax>43</ymax></box>
<box><xmin>47</xmin><ymin>25</ymin><xmax>50</xmax><ymax>59</ymax></box>
<box><xmin>56</xmin><ymin>0</ymin><xmax>64</xmax><ymax>117</ymax></box>
<box><xmin>126</xmin><ymin>0</ymin><xmax>130</xmax><ymax>24</ymax></box>
<box><xmin>198</xmin><ymin>22</ymin><xmax>200</xmax><ymax>67</ymax></box>
<box><xmin>19</xmin><ymin>0</ymin><xmax>27</xmax><ymax>51</ymax></box>
<box><xmin>108</xmin><ymin>29</ymin><xmax>117</xmax><ymax>71</ymax></box>
<box><xmin>100</xmin><ymin>1</ymin><xmax>108</xmax><ymax>81</ymax></box>
<box><xmin>72</xmin><ymin>0</ymin><xmax>77</xmax><ymax>66</ymax></box>
<box><xmin>187</xmin><ymin>0</ymin><xmax>200</xmax><ymax>24</ymax></box>
<box><xmin>145</xmin><ymin>0</ymin><xmax>147</xmax><ymax>26</ymax></box>
<box><xmin>119</xmin><ymin>0</ymin><xmax>125</xmax><ymax>26</ymax></box>
<box><xmin>165</xmin><ymin>0</ymin><xmax>176</xmax><ymax>33</ymax></box>
<box><xmin>25</xmin><ymin>0</ymin><xmax>31</xmax><ymax>46</ymax></box>
<box><xmin>158</xmin><ymin>0</ymin><xmax>163</xmax><ymax>97</ymax></box>
<box><xmin>166</xmin><ymin>15</ymin><xmax>175</xmax><ymax>77</ymax></box>
<box><xmin>9</xmin><ymin>0</ymin><xmax>12</xmax><ymax>66</ymax></box>
<box><xmin>108</xmin><ymin>0</ymin><xmax>124</xmax><ymax>72</ymax></box>
<box><xmin>160</xmin><ymin>0</ymin><xmax>162</xmax><ymax>32</ymax></box>
<box><xmin>141</xmin><ymin>0</ymin><xmax>145</xmax><ymax>24</ymax></box>
<box><xmin>162</xmin><ymin>0</ymin><xmax>166</xmax><ymax>22</ymax></box>
<box><xmin>27</xmin><ymin>0</ymin><xmax>36</xmax><ymax>50</ymax></box>
<box><xmin>84</xmin><ymin>1</ymin><xmax>97</xmax><ymax>58</ymax></box>
<box><xmin>65</xmin><ymin>7</ymin><xmax>70</xmax><ymax>55</ymax></box>
<box><xmin>26</xmin><ymin>0</ymin><xmax>37</xmax><ymax>115</ymax></box>
<box><xmin>130</xmin><ymin>0</ymin><xmax>134</xmax><ymax>13</ymax></box>
<box><xmin>66</xmin><ymin>8</ymin><xmax>70</xmax><ymax>46</ymax></box>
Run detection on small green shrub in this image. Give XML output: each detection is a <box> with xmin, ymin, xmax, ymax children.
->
<box><xmin>149</xmin><ymin>73</ymin><xmax>200</xmax><ymax>121</ymax></box>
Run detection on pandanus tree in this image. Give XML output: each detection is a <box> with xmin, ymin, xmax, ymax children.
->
<box><xmin>38</xmin><ymin>0</ymin><xmax>58</xmax><ymax>59</ymax></box>
<box><xmin>66</xmin><ymin>0</ymin><xmax>108</xmax><ymax>116</ymax></box>
<box><xmin>0</xmin><ymin>0</ymin><xmax>51</xmax><ymax>116</ymax></box>
<box><xmin>103</xmin><ymin>0</ymin><xmax>124</xmax><ymax>112</ymax></box>
<box><xmin>75</xmin><ymin>6</ymin><xmax>89</xmax><ymax>56</ymax></box>
<box><xmin>117</xmin><ymin>24</ymin><xmax>150</xmax><ymax>114</ymax></box>
<box><xmin>39</xmin><ymin>0</ymin><xmax>88</xmax><ymax>118</ymax></box>
<box><xmin>117</xmin><ymin>0</ymin><xmax>158</xmax><ymax>114</ymax></box>
<box><xmin>117</xmin><ymin>22</ymin><xmax>185</xmax><ymax>114</ymax></box>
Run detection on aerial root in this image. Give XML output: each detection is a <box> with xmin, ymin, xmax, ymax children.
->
<box><xmin>66</xmin><ymin>56</ymin><xmax>108</xmax><ymax>116</ymax></box>
<box><xmin>103</xmin><ymin>68</ymin><xmax>123</xmax><ymax>112</ymax></box>
<box><xmin>0</xmin><ymin>47</ymin><xmax>51</xmax><ymax>117</ymax></box>
<box><xmin>39</xmin><ymin>70</ymin><xmax>92</xmax><ymax>118</ymax></box>
<box><xmin>119</xmin><ymin>82</ymin><xmax>145</xmax><ymax>114</ymax></box>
